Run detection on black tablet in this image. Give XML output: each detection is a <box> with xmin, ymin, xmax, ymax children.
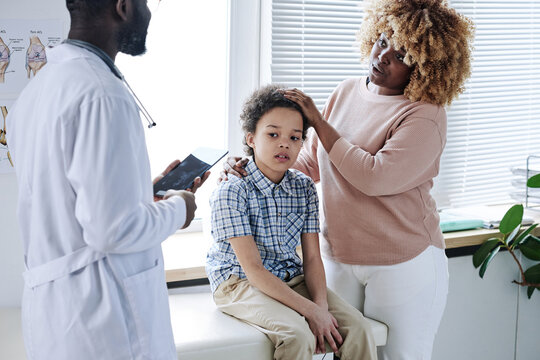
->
<box><xmin>153</xmin><ymin>147</ymin><xmax>228</xmax><ymax>198</ymax></box>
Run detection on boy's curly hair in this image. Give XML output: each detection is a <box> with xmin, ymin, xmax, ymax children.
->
<box><xmin>357</xmin><ymin>0</ymin><xmax>475</xmax><ymax>106</ymax></box>
<box><xmin>240</xmin><ymin>84</ymin><xmax>310</xmax><ymax>157</ymax></box>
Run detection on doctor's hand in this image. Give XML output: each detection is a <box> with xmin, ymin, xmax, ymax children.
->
<box><xmin>152</xmin><ymin>160</ymin><xmax>211</xmax><ymax>201</ymax></box>
<box><xmin>163</xmin><ymin>190</ymin><xmax>197</xmax><ymax>229</ymax></box>
<box><xmin>187</xmin><ymin>170</ymin><xmax>211</xmax><ymax>193</ymax></box>
<box><xmin>153</xmin><ymin>160</ymin><xmax>180</xmax><ymax>202</ymax></box>
<box><xmin>218</xmin><ymin>156</ymin><xmax>249</xmax><ymax>183</ymax></box>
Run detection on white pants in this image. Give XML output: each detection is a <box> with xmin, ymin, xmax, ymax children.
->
<box><xmin>323</xmin><ymin>245</ymin><xmax>448</xmax><ymax>360</ymax></box>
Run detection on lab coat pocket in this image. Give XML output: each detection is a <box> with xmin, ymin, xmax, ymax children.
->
<box><xmin>122</xmin><ymin>259</ymin><xmax>174</xmax><ymax>359</ymax></box>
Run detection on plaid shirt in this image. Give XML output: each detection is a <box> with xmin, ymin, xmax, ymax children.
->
<box><xmin>206</xmin><ymin>160</ymin><xmax>320</xmax><ymax>293</ymax></box>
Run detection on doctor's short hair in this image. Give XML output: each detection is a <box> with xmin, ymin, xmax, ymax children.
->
<box><xmin>66</xmin><ymin>0</ymin><xmax>113</xmax><ymax>17</ymax></box>
<box><xmin>240</xmin><ymin>84</ymin><xmax>310</xmax><ymax>157</ymax></box>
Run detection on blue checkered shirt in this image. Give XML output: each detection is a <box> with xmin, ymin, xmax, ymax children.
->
<box><xmin>206</xmin><ymin>160</ymin><xmax>320</xmax><ymax>293</ymax></box>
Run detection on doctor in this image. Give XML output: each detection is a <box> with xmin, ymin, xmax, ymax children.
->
<box><xmin>7</xmin><ymin>0</ymin><xmax>205</xmax><ymax>359</ymax></box>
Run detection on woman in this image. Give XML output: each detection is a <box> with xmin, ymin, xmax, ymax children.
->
<box><xmin>224</xmin><ymin>1</ymin><xmax>474</xmax><ymax>359</ymax></box>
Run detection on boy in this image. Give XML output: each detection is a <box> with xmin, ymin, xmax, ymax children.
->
<box><xmin>206</xmin><ymin>85</ymin><xmax>377</xmax><ymax>360</ymax></box>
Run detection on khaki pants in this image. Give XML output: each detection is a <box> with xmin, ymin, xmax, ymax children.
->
<box><xmin>213</xmin><ymin>275</ymin><xmax>377</xmax><ymax>360</ymax></box>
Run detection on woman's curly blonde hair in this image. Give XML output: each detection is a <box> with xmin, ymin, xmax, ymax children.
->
<box><xmin>357</xmin><ymin>0</ymin><xmax>475</xmax><ymax>106</ymax></box>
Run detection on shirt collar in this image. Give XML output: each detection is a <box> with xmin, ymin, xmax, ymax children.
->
<box><xmin>245</xmin><ymin>160</ymin><xmax>293</xmax><ymax>196</ymax></box>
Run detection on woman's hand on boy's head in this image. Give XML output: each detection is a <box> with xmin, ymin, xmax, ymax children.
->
<box><xmin>281</xmin><ymin>88</ymin><xmax>324</xmax><ymax>127</ymax></box>
<box><xmin>218</xmin><ymin>156</ymin><xmax>249</xmax><ymax>183</ymax></box>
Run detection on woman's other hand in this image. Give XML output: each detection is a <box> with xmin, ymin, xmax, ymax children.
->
<box><xmin>218</xmin><ymin>156</ymin><xmax>249</xmax><ymax>183</ymax></box>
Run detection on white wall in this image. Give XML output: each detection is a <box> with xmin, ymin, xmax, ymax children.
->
<box><xmin>433</xmin><ymin>253</ymin><xmax>540</xmax><ymax>360</ymax></box>
<box><xmin>0</xmin><ymin>174</ymin><xmax>24</xmax><ymax>306</ymax></box>
<box><xmin>0</xmin><ymin>0</ymin><xmax>69</xmax><ymax>307</ymax></box>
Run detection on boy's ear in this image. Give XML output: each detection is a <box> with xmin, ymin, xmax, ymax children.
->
<box><xmin>246</xmin><ymin>132</ymin><xmax>255</xmax><ymax>149</ymax></box>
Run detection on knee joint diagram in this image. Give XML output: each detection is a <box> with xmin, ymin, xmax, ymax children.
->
<box><xmin>26</xmin><ymin>35</ymin><xmax>47</xmax><ymax>78</ymax></box>
<box><xmin>0</xmin><ymin>36</ymin><xmax>10</xmax><ymax>83</ymax></box>
<box><xmin>0</xmin><ymin>106</ymin><xmax>13</xmax><ymax>167</ymax></box>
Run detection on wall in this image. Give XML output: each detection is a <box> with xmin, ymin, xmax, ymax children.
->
<box><xmin>0</xmin><ymin>0</ymin><xmax>69</xmax><ymax>307</ymax></box>
<box><xmin>433</xmin><ymin>252</ymin><xmax>540</xmax><ymax>360</ymax></box>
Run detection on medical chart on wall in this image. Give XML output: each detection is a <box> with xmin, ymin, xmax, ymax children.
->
<box><xmin>0</xmin><ymin>20</ymin><xmax>64</xmax><ymax>95</ymax></box>
<box><xmin>0</xmin><ymin>99</ymin><xmax>14</xmax><ymax>174</ymax></box>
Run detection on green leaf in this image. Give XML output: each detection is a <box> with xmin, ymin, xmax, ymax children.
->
<box><xmin>516</xmin><ymin>223</ymin><xmax>538</xmax><ymax>246</ymax></box>
<box><xmin>524</xmin><ymin>263</ymin><xmax>540</xmax><ymax>284</ymax></box>
<box><xmin>499</xmin><ymin>205</ymin><xmax>523</xmax><ymax>235</ymax></box>
<box><xmin>473</xmin><ymin>239</ymin><xmax>500</xmax><ymax>268</ymax></box>
<box><xmin>527</xmin><ymin>173</ymin><xmax>540</xmax><ymax>188</ymax></box>
<box><xmin>479</xmin><ymin>246</ymin><xmax>500</xmax><ymax>278</ymax></box>
<box><xmin>527</xmin><ymin>286</ymin><xmax>535</xmax><ymax>299</ymax></box>
<box><xmin>520</xmin><ymin>236</ymin><xmax>540</xmax><ymax>261</ymax></box>
<box><xmin>506</xmin><ymin>225</ymin><xmax>521</xmax><ymax>245</ymax></box>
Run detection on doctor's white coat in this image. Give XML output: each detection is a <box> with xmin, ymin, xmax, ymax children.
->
<box><xmin>7</xmin><ymin>44</ymin><xmax>187</xmax><ymax>359</ymax></box>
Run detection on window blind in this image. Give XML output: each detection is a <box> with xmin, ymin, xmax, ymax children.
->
<box><xmin>438</xmin><ymin>0</ymin><xmax>540</xmax><ymax>207</ymax></box>
<box><xmin>271</xmin><ymin>0</ymin><xmax>540</xmax><ymax>208</ymax></box>
<box><xmin>271</xmin><ymin>0</ymin><xmax>366</xmax><ymax>109</ymax></box>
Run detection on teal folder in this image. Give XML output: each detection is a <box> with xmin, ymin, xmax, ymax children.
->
<box><xmin>439</xmin><ymin>212</ymin><xmax>484</xmax><ymax>233</ymax></box>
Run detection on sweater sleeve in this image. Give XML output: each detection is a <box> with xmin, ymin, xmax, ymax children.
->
<box><xmin>293</xmin><ymin>128</ymin><xmax>320</xmax><ymax>182</ymax></box>
<box><xmin>328</xmin><ymin>110</ymin><xmax>446</xmax><ymax>196</ymax></box>
<box><xmin>293</xmin><ymin>89</ymin><xmax>339</xmax><ymax>181</ymax></box>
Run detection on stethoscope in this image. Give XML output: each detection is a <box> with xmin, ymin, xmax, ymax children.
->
<box><xmin>62</xmin><ymin>39</ymin><xmax>156</xmax><ymax>128</ymax></box>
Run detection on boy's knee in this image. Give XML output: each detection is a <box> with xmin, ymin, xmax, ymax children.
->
<box><xmin>277</xmin><ymin>324</ymin><xmax>316</xmax><ymax>355</ymax></box>
<box><xmin>347</xmin><ymin>313</ymin><xmax>373</xmax><ymax>340</ymax></box>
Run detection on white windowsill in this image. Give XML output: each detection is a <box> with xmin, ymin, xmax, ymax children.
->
<box><xmin>164</xmin><ymin>205</ymin><xmax>540</xmax><ymax>284</ymax></box>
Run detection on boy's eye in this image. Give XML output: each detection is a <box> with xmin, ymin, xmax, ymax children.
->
<box><xmin>396</xmin><ymin>53</ymin><xmax>404</xmax><ymax>62</ymax></box>
<box><xmin>291</xmin><ymin>136</ymin><xmax>300</xmax><ymax>141</ymax></box>
<box><xmin>268</xmin><ymin>133</ymin><xmax>278</xmax><ymax>138</ymax></box>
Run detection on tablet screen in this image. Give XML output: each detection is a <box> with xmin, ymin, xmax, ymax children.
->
<box><xmin>153</xmin><ymin>147</ymin><xmax>228</xmax><ymax>197</ymax></box>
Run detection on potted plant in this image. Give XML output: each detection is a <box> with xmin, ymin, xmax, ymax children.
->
<box><xmin>472</xmin><ymin>173</ymin><xmax>540</xmax><ymax>298</ymax></box>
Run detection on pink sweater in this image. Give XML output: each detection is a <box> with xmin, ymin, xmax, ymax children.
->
<box><xmin>295</xmin><ymin>77</ymin><xmax>446</xmax><ymax>265</ymax></box>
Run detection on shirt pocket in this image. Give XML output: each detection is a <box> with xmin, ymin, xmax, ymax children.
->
<box><xmin>122</xmin><ymin>258</ymin><xmax>175</xmax><ymax>359</ymax></box>
<box><xmin>284</xmin><ymin>212</ymin><xmax>305</xmax><ymax>249</ymax></box>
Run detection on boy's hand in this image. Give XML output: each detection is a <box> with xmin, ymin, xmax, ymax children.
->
<box><xmin>218</xmin><ymin>156</ymin><xmax>248</xmax><ymax>183</ymax></box>
<box><xmin>305</xmin><ymin>304</ymin><xmax>343</xmax><ymax>354</ymax></box>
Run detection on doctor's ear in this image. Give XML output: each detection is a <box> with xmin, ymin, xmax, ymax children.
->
<box><xmin>115</xmin><ymin>0</ymin><xmax>128</xmax><ymax>21</ymax></box>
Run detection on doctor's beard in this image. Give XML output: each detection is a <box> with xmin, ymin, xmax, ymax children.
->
<box><xmin>116</xmin><ymin>6</ymin><xmax>149</xmax><ymax>56</ymax></box>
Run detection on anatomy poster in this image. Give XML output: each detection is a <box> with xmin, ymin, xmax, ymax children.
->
<box><xmin>0</xmin><ymin>20</ymin><xmax>63</xmax><ymax>95</ymax></box>
<box><xmin>0</xmin><ymin>99</ymin><xmax>14</xmax><ymax>173</ymax></box>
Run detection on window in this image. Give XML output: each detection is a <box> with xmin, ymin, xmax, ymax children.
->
<box><xmin>266</xmin><ymin>0</ymin><xmax>540</xmax><ymax>208</ymax></box>
<box><xmin>116</xmin><ymin>0</ymin><xmax>229</xmax><ymax>225</ymax></box>
<box><xmin>437</xmin><ymin>0</ymin><xmax>540</xmax><ymax>207</ymax></box>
